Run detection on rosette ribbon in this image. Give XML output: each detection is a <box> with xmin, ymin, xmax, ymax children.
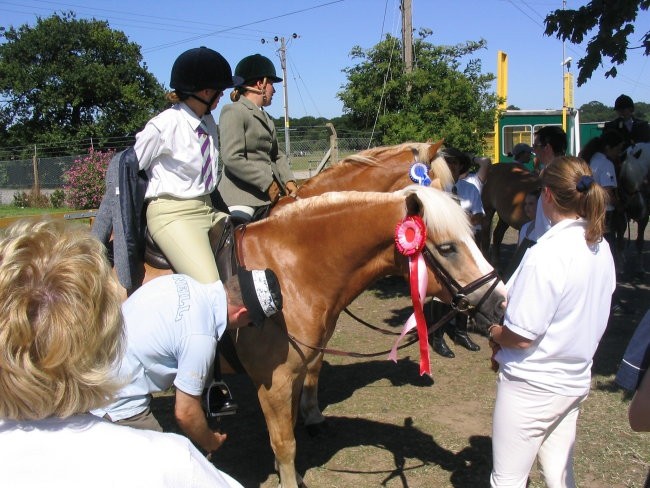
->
<box><xmin>389</xmin><ymin>214</ymin><xmax>431</xmax><ymax>376</ymax></box>
<box><xmin>409</xmin><ymin>162</ymin><xmax>432</xmax><ymax>187</ymax></box>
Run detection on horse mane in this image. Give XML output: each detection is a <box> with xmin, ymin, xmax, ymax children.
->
<box><xmin>300</xmin><ymin>141</ymin><xmax>453</xmax><ymax>190</ymax></box>
<box><xmin>271</xmin><ymin>185</ymin><xmax>473</xmax><ymax>241</ymax></box>
<box><xmin>398</xmin><ymin>185</ymin><xmax>473</xmax><ymax>240</ymax></box>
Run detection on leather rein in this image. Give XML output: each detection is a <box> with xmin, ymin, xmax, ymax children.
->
<box><xmin>287</xmin><ymin>242</ymin><xmax>501</xmax><ymax>359</ymax></box>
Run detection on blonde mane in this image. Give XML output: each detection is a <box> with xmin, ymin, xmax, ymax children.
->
<box><xmin>271</xmin><ymin>186</ymin><xmax>473</xmax><ymax>242</ymax></box>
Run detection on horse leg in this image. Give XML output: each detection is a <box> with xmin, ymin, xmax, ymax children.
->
<box><xmin>257</xmin><ymin>367</ymin><xmax>307</xmax><ymax>488</ymax></box>
<box><xmin>491</xmin><ymin>217</ymin><xmax>509</xmax><ymax>268</ymax></box>
<box><xmin>635</xmin><ymin>216</ymin><xmax>648</xmax><ymax>274</ymax></box>
<box><xmin>300</xmin><ymin>353</ymin><xmax>327</xmax><ymax>436</ymax></box>
<box><xmin>480</xmin><ymin>210</ymin><xmax>494</xmax><ymax>259</ymax></box>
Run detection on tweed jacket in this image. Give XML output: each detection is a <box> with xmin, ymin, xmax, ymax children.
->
<box><xmin>604</xmin><ymin>116</ymin><xmax>650</xmax><ymax>148</ymax></box>
<box><xmin>218</xmin><ymin>97</ymin><xmax>295</xmax><ymax>207</ymax></box>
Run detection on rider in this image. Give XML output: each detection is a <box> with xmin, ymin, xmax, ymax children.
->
<box><xmin>135</xmin><ymin>46</ymin><xmax>242</xmax><ymax>284</ymax></box>
<box><xmin>218</xmin><ymin>54</ymin><xmax>298</xmax><ymax>222</ymax></box>
<box><xmin>134</xmin><ymin>46</ymin><xmax>243</xmax><ymax>415</ymax></box>
<box><xmin>604</xmin><ymin>94</ymin><xmax>650</xmax><ymax>152</ymax></box>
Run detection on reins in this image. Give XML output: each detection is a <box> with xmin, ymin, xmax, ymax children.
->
<box><xmin>288</xmin><ymin>308</ymin><xmax>458</xmax><ymax>358</ymax></box>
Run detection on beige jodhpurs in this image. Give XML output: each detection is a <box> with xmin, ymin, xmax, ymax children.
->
<box><xmin>146</xmin><ymin>194</ymin><xmax>227</xmax><ymax>284</ymax></box>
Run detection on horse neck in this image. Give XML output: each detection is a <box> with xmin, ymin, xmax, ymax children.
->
<box><xmin>297</xmin><ymin>157</ymin><xmax>413</xmax><ymax>198</ymax></box>
<box><xmin>241</xmin><ymin>198</ymin><xmax>405</xmax><ymax>308</ymax></box>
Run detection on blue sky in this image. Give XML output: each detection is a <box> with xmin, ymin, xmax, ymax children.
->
<box><xmin>2</xmin><ymin>0</ymin><xmax>649</xmax><ymax>120</ymax></box>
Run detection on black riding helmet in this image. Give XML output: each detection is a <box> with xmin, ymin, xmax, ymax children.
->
<box><xmin>615</xmin><ymin>94</ymin><xmax>634</xmax><ymax>111</ymax></box>
<box><xmin>170</xmin><ymin>46</ymin><xmax>243</xmax><ymax>94</ymax></box>
<box><xmin>235</xmin><ymin>54</ymin><xmax>282</xmax><ymax>85</ymax></box>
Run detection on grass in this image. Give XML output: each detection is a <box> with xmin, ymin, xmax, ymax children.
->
<box><xmin>0</xmin><ymin>205</ymin><xmax>75</xmax><ymax>218</ymax></box>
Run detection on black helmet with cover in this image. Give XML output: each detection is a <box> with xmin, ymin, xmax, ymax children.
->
<box><xmin>170</xmin><ymin>47</ymin><xmax>243</xmax><ymax>93</ymax></box>
<box><xmin>614</xmin><ymin>94</ymin><xmax>634</xmax><ymax>111</ymax></box>
<box><xmin>235</xmin><ymin>54</ymin><xmax>282</xmax><ymax>85</ymax></box>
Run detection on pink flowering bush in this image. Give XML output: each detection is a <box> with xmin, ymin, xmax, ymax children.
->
<box><xmin>64</xmin><ymin>149</ymin><xmax>113</xmax><ymax>209</ymax></box>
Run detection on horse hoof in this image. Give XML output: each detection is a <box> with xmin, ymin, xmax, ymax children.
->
<box><xmin>305</xmin><ymin>419</ymin><xmax>328</xmax><ymax>437</ymax></box>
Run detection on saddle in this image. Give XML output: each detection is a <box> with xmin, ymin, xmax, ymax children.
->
<box><xmin>144</xmin><ymin>216</ymin><xmax>238</xmax><ymax>282</ymax></box>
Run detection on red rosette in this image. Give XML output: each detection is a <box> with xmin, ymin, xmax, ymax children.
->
<box><xmin>394</xmin><ymin>215</ymin><xmax>427</xmax><ymax>256</ymax></box>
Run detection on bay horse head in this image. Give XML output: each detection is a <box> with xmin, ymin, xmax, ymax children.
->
<box><xmin>231</xmin><ymin>185</ymin><xmax>506</xmax><ymax>488</ymax></box>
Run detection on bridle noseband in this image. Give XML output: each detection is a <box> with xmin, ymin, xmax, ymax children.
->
<box><xmin>420</xmin><ymin>244</ymin><xmax>500</xmax><ymax>320</ymax></box>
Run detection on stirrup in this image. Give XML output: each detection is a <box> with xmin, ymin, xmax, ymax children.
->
<box><xmin>203</xmin><ymin>380</ymin><xmax>238</xmax><ymax>418</ymax></box>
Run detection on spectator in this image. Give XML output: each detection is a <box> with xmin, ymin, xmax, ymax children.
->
<box><xmin>0</xmin><ymin>219</ymin><xmax>243</xmax><ymax>488</ymax></box>
<box><xmin>218</xmin><ymin>54</ymin><xmax>298</xmax><ymax>222</ymax></box>
<box><xmin>488</xmin><ymin>156</ymin><xmax>615</xmax><ymax>488</ymax></box>
<box><xmin>93</xmin><ymin>269</ymin><xmax>283</xmax><ymax>459</ymax></box>
<box><xmin>501</xmin><ymin>189</ymin><xmax>540</xmax><ymax>283</ymax></box>
<box><xmin>511</xmin><ymin>143</ymin><xmax>534</xmax><ymax>172</ymax></box>
<box><xmin>427</xmin><ymin>147</ymin><xmax>484</xmax><ymax>358</ymax></box>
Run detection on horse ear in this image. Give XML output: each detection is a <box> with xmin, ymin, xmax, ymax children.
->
<box><xmin>426</xmin><ymin>139</ymin><xmax>445</xmax><ymax>162</ymax></box>
<box><xmin>405</xmin><ymin>191</ymin><xmax>424</xmax><ymax>216</ymax></box>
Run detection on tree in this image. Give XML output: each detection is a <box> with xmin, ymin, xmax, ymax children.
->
<box><xmin>337</xmin><ymin>31</ymin><xmax>498</xmax><ymax>154</ymax></box>
<box><xmin>0</xmin><ymin>12</ymin><xmax>167</xmax><ymax>156</ymax></box>
<box><xmin>544</xmin><ymin>1</ymin><xmax>650</xmax><ymax>86</ymax></box>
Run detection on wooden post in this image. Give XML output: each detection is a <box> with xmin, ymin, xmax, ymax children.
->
<box><xmin>32</xmin><ymin>144</ymin><xmax>41</xmax><ymax>199</ymax></box>
<box><xmin>326</xmin><ymin>122</ymin><xmax>338</xmax><ymax>165</ymax></box>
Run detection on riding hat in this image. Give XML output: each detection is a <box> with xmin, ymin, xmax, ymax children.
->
<box><xmin>170</xmin><ymin>46</ymin><xmax>243</xmax><ymax>93</ymax></box>
<box><xmin>237</xmin><ymin>267</ymin><xmax>283</xmax><ymax>326</ymax></box>
<box><xmin>512</xmin><ymin>143</ymin><xmax>533</xmax><ymax>158</ymax></box>
<box><xmin>615</xmin><ymin>94</ymin><xmax>634</xmax><ymax>111</ymax></box>
<box><xmin>235</xmin><ymin>54</ymin><xmax>283</xmax><ymax>85</ymax></box>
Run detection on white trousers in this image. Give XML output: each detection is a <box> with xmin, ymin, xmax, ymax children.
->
<box><xmin>491</xmin><ymin>372</ymin><xmax>587</xmax><ymax>488</ymax></box>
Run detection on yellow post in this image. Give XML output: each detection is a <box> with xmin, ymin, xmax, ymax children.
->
<box><xmin>494</xmin><ymin>51</ymin><xmax>508</xmax><ymax>162</ymax></box>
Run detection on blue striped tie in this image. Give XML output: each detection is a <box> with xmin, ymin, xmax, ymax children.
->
<box><xmin>197</xmin><ymin>122</ymin><xmax>213</xmax><ymax>188</ymax></box>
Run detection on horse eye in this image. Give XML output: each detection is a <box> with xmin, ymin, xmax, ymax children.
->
<box><xmin>436</xmin><ymin>243</ymin><xmax>456</xmax><ymax>255</ymax></box>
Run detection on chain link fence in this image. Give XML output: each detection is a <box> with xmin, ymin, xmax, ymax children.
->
<box><xmin>0</xmin><ymin>134</ymin><xmax>375</xmax><ymax>200</ymax></box>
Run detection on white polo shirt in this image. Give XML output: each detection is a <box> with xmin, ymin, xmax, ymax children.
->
<box><xmin>498</xmin><ymin>219</ymin><xmax>616</xmax><ymax>396</ymax></box>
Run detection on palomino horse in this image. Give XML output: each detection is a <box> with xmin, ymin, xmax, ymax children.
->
<box><xmin>143</xmin><ymin>186</ymin><xmax>507</xmax><ymax>488</ymax></box>
<box><xmin>480</xmin><ymin>162</ymin><xmax>541</xmax><ymax>263</ymax></box>
<box><xmin>271</xmin><ymin>140</ymin><xmax>455</xmax><ymax>436</ymax></box>
<box><xmin>615</xmin><ymin>142</ymin><xmax>650</xmax><ymax>273</ymax></box>
<box><xmin>293</xmin><ymin>140</ymin><xmax>454</xmax><ymax>197</ymax></box>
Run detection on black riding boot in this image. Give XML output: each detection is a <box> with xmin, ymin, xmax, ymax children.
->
<box><xmin>432</xmin><ymin>327</ymin><xmax>455</xmax><ymax>358</ymax></box>
<box><xmin>451</xmin><ymin>315</ymin><xmax>480</xmax><ymax>352</ymax></box>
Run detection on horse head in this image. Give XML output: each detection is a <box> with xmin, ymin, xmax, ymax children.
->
<box><xmin>400</xmin><ymin>185</ymin><xmax>507</xmax><ymax>329</ymax></box>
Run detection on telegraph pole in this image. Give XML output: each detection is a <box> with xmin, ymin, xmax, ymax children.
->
<box><xmin>401</xmin><ymin>0</ymin><xmax>413</xmax><ymax>74</ymax></box>
<box><xmin>262</xmin><ymin>34</ymin><xmax>298</xmax><ymax>166</ymax></box>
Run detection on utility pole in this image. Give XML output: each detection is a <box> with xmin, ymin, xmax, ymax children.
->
<box><xmin>262</xmin><ymin>33</ymin><xmax>298</xmax><ymax>166</ymax></box>
<box><xmin>401</xmin><ymin>0</ymin><xmax>413</xmax><ymax>74</ymax></box>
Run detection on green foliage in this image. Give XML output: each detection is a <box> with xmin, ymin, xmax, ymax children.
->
<box><xmin>579</xmin><ymin>100</ymin><xmax>650</xmax><ymax>122</ymax></box>
<box><xmin>337</xmin><ymin>32</ymin><xmax>498</xmax><ymax>154</ymax></box>
<box><xmin>0</xmin><ymin>12</ymin><xmax>167</xmax><ymax>154</ymax></box>
<box><xmin>544</xmin><ymin>1</ymin><xmax>650</xmax><ymax>86</ymax></box>
<box><xmin>49</xmin><ymin>189</ymin><xmax>65</xmax><ymax>208</ymax></box>
<box><xmin>12</xmin><ymin>191</ymin><xmax>29</xmax><ymax>208</ymax></box>
<box><xmin>64</xmin><ymin>149</ymin><xmax>113</xmax><ymax>209</ymax></box>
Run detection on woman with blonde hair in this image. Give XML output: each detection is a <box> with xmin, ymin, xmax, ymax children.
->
<box><xmin>488</xmin><ymin>157</ymin><xmax>616</xmax><ymax>488</ymax></box>
<box><xmin>0</xmin><ymin>219</ymin><xmax>242</xmax><ymax>487</ymax></box>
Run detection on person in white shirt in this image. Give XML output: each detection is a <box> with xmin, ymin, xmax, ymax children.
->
<box><xmin>488</xmin><ymin>157</ymin><xmax>616</xmax><ymax>488</ymax></box>
<box><xmin>94</xmin><ymin>268</ymin><xmax>283</xmax><ymax>458</ymax></box>
<box><xmin>0</xmin><ymin>219</ymin><xmax>243</xmax><ymax>488</ymax></box>
<box><xmin>135</xmin><ymin>46</ymin><xmax>242</xmax><ymax>284</ymax></box>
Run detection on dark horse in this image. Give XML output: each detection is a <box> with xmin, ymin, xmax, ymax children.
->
<box><xmin>480</xmin><ymin>162</ymin><xmax>540</xmax><ymax>263</ymax></box>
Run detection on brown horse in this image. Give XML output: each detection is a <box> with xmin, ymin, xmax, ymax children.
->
<box><xmin>277</xmin><ymin>140</ymin><xmax>454</xmax><ymax>206</ymax></box>
<box><xmin>141</xmin><ymin>186</ymin><xmax>506</xmax><ymax>487</ymax></box>
<box><xmin>271</xmin><ymin>140</ymin><xmax>455</xmax><ymax>435</ymax></box>
<box><xmin>480</xmin><ymin>163</ymin><xmax>541</xmax><ymax>262</ymax></box>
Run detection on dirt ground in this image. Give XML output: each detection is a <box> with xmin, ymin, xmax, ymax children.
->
<box><xmin>154</xmin><ymin>225</ymin><xmax>650</xmax><ymax>488</ymax></box>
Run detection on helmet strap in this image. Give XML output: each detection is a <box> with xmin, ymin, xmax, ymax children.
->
<box><xmin>188</xmin><ymin>92</ymin><xmax>218</xmax><ymax>115</ymax></box>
